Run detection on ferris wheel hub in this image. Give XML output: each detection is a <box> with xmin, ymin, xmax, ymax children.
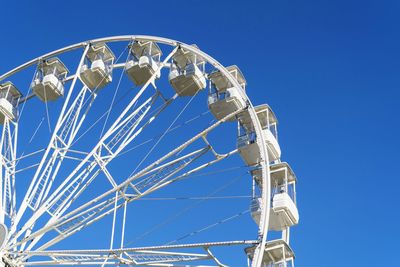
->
<box><xmin>0</xmin><ymin>223</ymin><xmax>10</xmax><ymax>267</ymax></box>
<box><xmin>0</xmin><ymin>223</ymin><xmax>7</xmax><ymax>250</ymax></box>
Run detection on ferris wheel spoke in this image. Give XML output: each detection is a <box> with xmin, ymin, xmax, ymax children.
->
<box><xmin>16</xmin><ymin>252</ymin><xmax>212</xmax><ymax>266</ymax></box>
<box><xmin>42</xmin><ymin>93</ymin><xmax>160</xmax><ymax>215</ymax></box>
<box><xmin>10</xmin><ymin>241</ymin><xmax>257</xmax><ymax>266</ymax></box>
<box><xmin>0</xmin><ymin>118</ymin><xmax>18</xmax><ymax>223</ymax></box>
<box><xmin>17</xmin><ymin>195</ymin><xmax>125</xmax><ymax>252</ymax></box>
<box><xmin>27</xmin><ymin>85</ymin><xmax>95</xmax><ymax>211</ymax></box>
<box><xmin>127</xmin><ymin>147</ymin><xmax>210</xmax><ymax>193</ymax></box>
<box><xmin>126</xmin><ymin>148</ymin><xmax>237</xmax><ymax>198</ymax></box>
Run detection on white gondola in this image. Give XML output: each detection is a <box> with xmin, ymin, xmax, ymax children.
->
<box><xmin>251</xmin><ymin>162</ymin><xmax>299</xmax><ymax>230</ymax></box>
<box><xmin>208</xmin><ymin>65</ymin><xmax>247</xmax><ymax>121</ymax></box>
<box><xmin>237</xmin><ymin>104</ymin><xmax>281</xmax><ymax>166</ymax></box>
<box><xmin>246</xmin><ymin>239</ymin><xmax>295</xmax><ymax>267</ymax></box>
<box><xmin>237</xmin><ymin>130</ymin><xmax>260</xmax><ymax>166</ymax></box>
<box><xmin>125</xmin><ymin>41</ymin><xmax>162</xmax><ymax>86</ymax></box>
<box><xmin>80</xmin><ymin>43</ymin><xmax>115</xmax><ymax>90</ymax></box>
<box><xmin>168</xmin><ymin>45</ymin><xmax>206</xmax><ymax>96</ymax></box>
<box><xmin>31</xmin><ymin>58</ymin><xmax>68</xmax><ymax>102</ymax></box>
<box><xmin>0</xmin><ymin>82</ymin><xmax>21</xmax><ymax>124</ymax></box>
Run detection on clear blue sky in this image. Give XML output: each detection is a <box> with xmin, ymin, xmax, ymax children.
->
<box><xmin>1</xmin><ymin>0</ymin><xmax>399</xmax><ymax>266</ymax></box>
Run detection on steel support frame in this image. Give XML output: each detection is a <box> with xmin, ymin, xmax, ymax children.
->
<box><xmin>0</xmin><ymin>36</ymin><xmax>272</xmax><ymax>267</ymax></box>
<box><xmin>9</xmin><ymin>241</ymin><xmax>258</xmax><ymax>267</ymax></box>
<box><xmin>0</xmin><ymin>117</ymin><xmax>18</xmax><ymax>224</ymax></box>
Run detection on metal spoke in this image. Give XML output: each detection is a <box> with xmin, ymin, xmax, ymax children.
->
<box><xmin>9</xmin><ymin>241</ymin><xmax>257</xmax><ymax>266</ymax></box>
<box><xmin>0</xmin><ymin>118</ymin><xmax>18</xmax><ymax>223</ymax></box>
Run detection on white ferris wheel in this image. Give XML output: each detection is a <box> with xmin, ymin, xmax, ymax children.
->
<box><xmin>0</xmin><ymin>35</ymin><xmax>299</xmax><ymax>267</ymax></box>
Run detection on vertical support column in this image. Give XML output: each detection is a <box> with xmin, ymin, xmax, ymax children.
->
<box><xmin>0</xmin><ymin>118</ymin><xmax>18</xmax><ymax>225</ymax></box>
<box><xmin>282</xmin><ymin>227</ymin><xmax>290</xmax><ymax>244</ymax></box>
<box><xmin>0</xmin><ymin>119</ymin><xmax>6</xmax><ymax>224</ymax></box>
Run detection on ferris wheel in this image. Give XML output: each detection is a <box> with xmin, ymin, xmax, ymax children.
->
<box><xmin>0</xmin><ymin>35</ymin><xmax>299</xmax><ymax>267</ymax></box>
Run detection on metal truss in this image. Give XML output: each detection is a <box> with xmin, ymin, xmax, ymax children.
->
<box><xmin>0</xmin><ymin>117</ymin><xmax>17</xmax><ymax>224</ymax></box>
<box><xmin>8</xmin><ymin>241</ymin><xmax>258</xmax><ymax>266</ymax></box>
<box><xmin>0</xmin><ymin>36</ymin><xmax>277</xmax><ymax>267</ymax></box>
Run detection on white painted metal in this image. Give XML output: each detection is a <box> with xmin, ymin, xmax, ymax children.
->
<box><xmin>0</xmin><ymin>223</ymin><xmax>7</xmax><ymax>249</ymax></box>
<box><xmin>169</xmin><ymin>45</ymin><xmax>207</xmax><ymax>96</ymax></box>
<box><xmin>9</xmin><ymin>45</ymin><xmax>91</xmax><ymax>246</ymax></box>
<box><xmin>0</xmin><ymin>82</ymin><xmax>21</xmax><ymax>124</ymax></box>
<box><xmin>250</xmin><ymin>162</ymin><xmax>298</xmax><ymax>264</ymax></box>
<box><xmin>11</xmin><ymin>117</ymin><xmax>240</xmax><ymax>254</ymax></box>
<box><xmin>252</xmin><ymin>195</ymin><xmax>299</xmax><ymax>231</ymax></box>
<box><xmin>0</xmin><ymin>109</ymin><xmax>18</xmax><ymax>225</ymax></box>
<box><xmin>269</xmin><ymin>163</ymin><xmax>299</xmax><ymax>231</ymax></box>
<box><xmin>270</xmin><ymin>193</ymin><xmax>299</xmax><ymax>229</ymax></box>
<box><xmin>0</xmin><ymin>35</ymin><xmax>295</xmax><ymax>267</ymax></box>
<box><xmin>246</xmin><ymin>239</ymin><xmax>295</xmax><ymax>267</ymax></box>
<box><xmin>209</xmin><ymin>65</ymin><xmax>246</xmax><ymax>92</ymax></box>
<box><xmin>126</xmin><ymin>40</ymin><xmax>162</xmax><ymax>86</ymax></box>
<box><xmin>10</xmin><ymin>47</ymin><xmax>178</xmax><ymax>252</ymax></box>
<box><xmin>237</xmin><ymin>104</ymin><xmax>281</xmax><ymax>166</ymax></box>
<box><xmin>80</xmin><ymin>43</ymin><xmax>115</xmax><ymax>89</ymax></box>
<box><xmin>10</xmin><ymin>241</ymin><xmax>259</xmax><ymax>267</ymax></box>
<box><xmin>208</xmin><ymin>65</ymin><xmax>247</xmax><ymax>121</ymax></box>
<box><xmin>31</xmin><ymin>58</ymin><xmax>68</xmax><ymax>102</ymax></box>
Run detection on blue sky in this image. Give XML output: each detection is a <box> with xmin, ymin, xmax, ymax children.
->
<box><xmin>1</xmin><ymin>0</ymin><xmax>399</xmax><ymax>266</ymax></box>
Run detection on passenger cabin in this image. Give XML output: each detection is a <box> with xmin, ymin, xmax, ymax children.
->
<box><xmin>125</xmin><ymin>41</ymin><xmax>162</xmax><ymax>86</ymax></box>
<box><xmin>80</xmin><ymin>43</ymin><xmax>115</xmax><ymax>90</ymax></box>
<box><xmin>31</xmin><ymin>58</ymin><xmax>68</xmax><ymax>102</ymax></box>
<box><xmin>245</xmin><ymin>239</ymin><xmax>295</xmax><ymax>267</ymax></box>
<box><xmin>208</xmin><ymin>65</ymin><xmax>247</xmax><ymax>121</ymax></box>
<box><xmin>237</xmin><ymin>104</ymin><xmax>281</xmax><ymax>166</ymax></box>
<box><xmin>0</xmin><ymin>82</ymin><xmax>22</xmax><ymax>124</ymax></box>
<box><xmin>168</xmin><ymin>45</ymin><xmax>206</xmax><ymax>96</ymax></box>
<box><xmin>251</xmin><ymin>162</ymin><xmax>299</xmax><ymax>230</ymax></box>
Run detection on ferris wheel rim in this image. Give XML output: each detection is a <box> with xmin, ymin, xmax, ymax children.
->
<box><xmin>0</xmin><ymin>35</ymin><xmax>272</xmax><ymax>267</ymax></box>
